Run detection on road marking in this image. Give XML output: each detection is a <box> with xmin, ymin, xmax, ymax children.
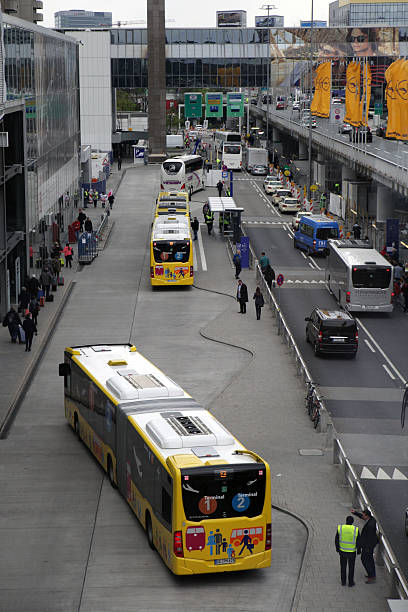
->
<box><xmin>308</xmin><ymin>262</ymin><xmax>314</xmax><ymax>268</ymax></box>
<box><xmin>356</xmin><ymin>317</ymin><xmax>406</xmax><ymax>384</ymax></box>
<box><xmin>361</xmin><ymin>467</ymin><xmax>376</xmax><ymax>479</ymax></box>
<box><xmin>197</xmin><ymin>225</ymin><xmax>207</xmax><ymax>271</ymax></box>
<box><xmin>301</xmin><ymin>252</ymin><xmax>307</xmax><ymax>259</ymax></box>
<box><xmin>364</xmin><ymin>339</ymin><xmax>376</xmax><ymax>353</ymax></box>
<box><xmin>377</xmin><ymin>467</ymin><xmax>391</xmax><ymax>479</ymax></box>
<box><xmin>382</xmin><ymin>364</ymin><xmax>396</xmax><ymax>380</ymax></box>
<box><xmin>393</xmin><ymin>468</ymin><xmax>407</xmax><ymax>480</ymax></box>
<box><xmin>193</xmin><ymin>239</ymin><xmax>198</xmax><ymax>270</ymax></box>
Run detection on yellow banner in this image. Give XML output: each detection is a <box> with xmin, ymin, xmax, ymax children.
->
<box><xmin>386</xmin><ymin>58</ymin><xmax>408</xmax><ymax>140</ymax></box>
<box><xmin>344</xmin><ymin>62</ymin><xmax>361</xmax><ymax>127</ymax></box>
<box><xmin>359</xmin><ymin>63</ymin><xmax>372</xmax><ymax>127</ymax></box>
<box><xmin>311</xmin><ymin>62</ymin><xmax>331</xmax><ymax>118</ymax></box>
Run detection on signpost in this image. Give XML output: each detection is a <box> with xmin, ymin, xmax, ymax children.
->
<box><xmin>276</xmin><ymin>274</ymin><xmax>284</xmax><ymax>333</ymax></box>
<box><xmin>310</xmin><ymin>184</ymin><xmax>318</xmax><ymax>192</ymax></box>
<box><xmin>205</xmin><ymin>92</ymin><xmax>223</xmax><ymax>118</ymax></box>
<box><xmin>227</xmin><ymin>92</ymin><xmax>244</xmax><ymax>118</ymax></box>
<box><xmin>240</xmin><ymin>236</ymin><xmax>250</xmax><ymax>268</ymax></box>
<box><xmin>184</xmin><ymin>93</ymin><xmax>202</xmax><ymax>119</ymax></box>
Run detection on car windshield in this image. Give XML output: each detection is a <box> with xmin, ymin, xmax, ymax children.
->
<box><xmin>153</xmin><ymin>240</ymin><xmax>190</xmax><ymax>263</ymax></box>
<box><xmin>285</xmin><ymin>199</ymin><xmax>298</xmax><ymax>204</ymax></box>
<box><xmin>316</xmin><ymin>227</ymin><xmax>339</xmax><ymax>239</ymax></box>
<box><xmin>352</xmin><ymin>266</ymin><xmax>391</xmax><ymax>289</ymax></box>
<box><xmin>162</xmin><ymin>161</ymin><xmax>182</xmax><ymax>175</ymax></box>
<box><xmin>181</xmin><ymin>464</ymin><xmax>266</xmax><ymax>522</ymax></box>
<box><xmin>322</xmin><ymin>320</ymin><xmax>356</xmax><ymax>334</ymax></box>
<box><xmin>278</xmin><ymin>191</ymin><xmax>291</xmax><ymax>197</ymax></box>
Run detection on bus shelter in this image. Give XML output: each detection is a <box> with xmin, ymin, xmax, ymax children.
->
<box><xmin>207</xmin><ymin>197</ymin><xmax>244</xmax><ymax>242</ymax></box>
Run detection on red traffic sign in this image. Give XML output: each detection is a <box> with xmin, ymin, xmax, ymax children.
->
<box><xmin>276</xmin><ymin>274</ymin><xmax>284</xmax><ymax>286</ymax></box>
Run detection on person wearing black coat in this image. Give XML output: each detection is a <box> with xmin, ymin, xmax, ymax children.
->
<box><xmin>22</xmin><ymin>314</ymin><xmax>37</xmax><ymax>352</ymax></box>
<box><xmin>18</xmin><ymin>287</ymin><xmax>30</xmax><ymax>313</ymax></box>
<box><xmin>253</xmin><ymin>287</ymin><xmax>265</xmax><ymax>320</ymax></box>
<box><xmin>263</xmin><ymin>264</ymin><xmax>275</xmax><ymax>289</ymax></box>
<box><xmin>84</xmin><ymin>217</ymin><xmax>93</xmax><ymax>233</ymax></box>
<box><xmin>28</xmin><ymin>274</ymin><xmax>40</xmax><ymax>299</ymax></box>
<box><xmin>3</xmin><ymin>307</ymin><xmax>22</xmax><ymax>343</ymax></box>
<box><xmin>237</xmin><ymin>280</ymin><xmax>248</xmax><ymax>314</ymax></box>
<box><xmin>351</xmin><ymin>508</ymin><xmax>378</xmax><ymax>582</ymax></box>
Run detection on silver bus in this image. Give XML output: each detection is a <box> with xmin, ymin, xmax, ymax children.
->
<box><xmin>327</xmin><ymin>240</ymin><xmax>394</xmax><ymax>312</ymax></box>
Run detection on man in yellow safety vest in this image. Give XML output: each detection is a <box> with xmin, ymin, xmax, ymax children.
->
<box><xmin>335</xmin><ymin>515</ymin><xmax>361</xmax><ymax>587</ymax></box>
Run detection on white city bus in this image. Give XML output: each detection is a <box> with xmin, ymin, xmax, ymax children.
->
<box><xmin>327</xmin><ymin>239</ymin><xmax>394</xmax><ymax>312</ymax></box>
<box><xmin>160</xmin><ymin>155</ymin><xmax>205</xmax><ymax>198</ymax></box>
<box><xmin>214</xmin><ymin>132</ymin><xmax>242</xmax><ymax>170</ymax></box>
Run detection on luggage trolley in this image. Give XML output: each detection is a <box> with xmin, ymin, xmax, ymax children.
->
<box><xmin>78</xmin><ymin>232</ymin><xmax>98</xmax><ymax>264</ymax></box>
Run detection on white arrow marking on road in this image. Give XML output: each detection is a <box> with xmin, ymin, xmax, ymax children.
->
<box><xmin>311</xmin><ymin>280</ymin><xmax>318</xmax><ymax>283</ymax></box>
<box><xmin>295</xmin><ymin>280</ymin><xmax>302</xmax><ymax>283</ymax></box>
<box><xmin>302</xmin><ymin>279</ymin><xmax>309</xmax><ymax>283</ymax></box>
<box><xmin>377</xmin><ymin>468</ymin><xmax>391</xmax><ymax>479</ymax></box>
<box><xmin>361</xmin><ymin>467</ymin><xmax>376</xmax><ymax>479</ymax></box>
<box><xmin>286</xmin><ymin>279</ymin><xmax>294</xmax><ymax>283</ymax></box>
<box><xmin>392</xmin><ymin>468</ymin><xmax>407</xmax><ymax>480</ymax></box>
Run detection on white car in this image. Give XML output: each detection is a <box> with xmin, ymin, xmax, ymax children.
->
<box><xmin>264</xmin><ymin>177</ymin><xmax>282</xmax><ymax>194</ymax></box>
<box><xmin>272</xmin><ymin>188</ymin><xmax>292</xmax><ymax>206</ymax></box>
<box><xmin>291</xmin><ymin>210</ymin><xmax>313</xmax><ymax>229</ymax></box>
<box><xmin>293</xmin><ymin>101</ymin><xmax>300</xmax><ymax>110</ymax></box>
<box><xmin>331</xmin><ymin>97</ymin><xmax>342</xmax><ymax>104</ymax></box>
<box><xmin>279</xmin><ymin>197</ymin><xmax>301</xmax><ymax>213</ymax></box>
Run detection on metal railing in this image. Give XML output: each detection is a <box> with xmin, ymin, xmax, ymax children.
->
<box><xmin>95</xmin><ymin>212</ymin><xmax>110</xmax><ymax>247</ymax></box>
<box><xmin>231</xmin><ymin>234</ymin><xmax>408</xmax><ymax>600</ymax></box>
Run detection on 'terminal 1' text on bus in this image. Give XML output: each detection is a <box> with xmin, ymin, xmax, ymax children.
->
<box><xmin>59</xmin><ymin>344</ymin><xmax>272</xmax><ymax>575</ymax></box>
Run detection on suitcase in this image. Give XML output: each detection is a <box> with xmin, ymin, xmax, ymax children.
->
<box><xmin>52</xmin><ymin>283</ymin><xmax>57</xmax><ymax>292</ymax></box>
<box><xmin>39</xmin><ymin>296</ymin><xmax>45</xmax><ymax>307</ymax></box>
<box><xmin>58</xmin><ymin>276</ymin><xmax>64</xmax><ymax>286</ymax></box>
<box><xmin>19</xmin><ymin>326</ymin><xmax>25</xmax><ymax>343</ymax></box>
<box><xmin>37</xmin><ymin>289</ymin><xmax>44</xmax><ymax>299</ymax></box>
<box><xmin>46</xmin><ymin>294</ymin><xmax>54</xmax><ymax>303</ymax></box>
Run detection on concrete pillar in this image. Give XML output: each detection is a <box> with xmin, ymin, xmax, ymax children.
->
<box><xmin>147</xmin><ymin>0</ymin><xmax>166</xmax><ymax>161</ymax></box>
<box><xmin>298</xmin><ymin>140</ymin><xmax>307</xmax><ymax>160</ymax></box>
<box><xmin>377</xmin><ymin>184</ymin><xmax>394</xmax><ymax>222</ymax></box>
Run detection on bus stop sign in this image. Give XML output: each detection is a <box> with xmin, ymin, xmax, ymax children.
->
<box><xmin>276</xmin><ymin>274</ymin><xmax>284</xmax><ymax>286</ymax></box>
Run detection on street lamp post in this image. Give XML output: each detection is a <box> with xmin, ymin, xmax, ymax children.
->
<box><xmin>307</xmin><ymin>0</ymin><xmax>314</xmax><ymax>201</ymax></box>
<box><xmin>261</xmin><ymin>4</ymin><xmax>276</xmax><ymax>153</ymax></box>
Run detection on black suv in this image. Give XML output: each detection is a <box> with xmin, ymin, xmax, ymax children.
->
<box><xmin>305</xmin><ymin>308</ymin><xmax>358</xmax><ymax>358</ymax></box>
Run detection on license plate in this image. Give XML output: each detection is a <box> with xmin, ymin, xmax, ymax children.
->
<box><xmin>214</xmin><ymin>558</ymin><xmax>236</xmax><ymax>565</ymax></box>
<box><xmin>332</xmin><ymin>338</ymin><xmax>345</xmax><ymax>343</ymax></box>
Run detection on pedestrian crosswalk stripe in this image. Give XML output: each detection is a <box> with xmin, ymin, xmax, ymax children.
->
<box><xmin>361</xmin><ymin>467</ymin><xmax>376</xmax><ymax>479</ymax></box>
<box><xmin>242</xmin><ymin>220</ymin><xmax>284</xmax><ymax>225</ymax></box>
<box><xmin>392</xmin><ymin>468</ymin><xmax>407</xmax><ymax>480</ymax></box>
<box><xmin>377</xmin><ymin>468</ymin><xmax>391</xmax><ymax>479</ymax></box>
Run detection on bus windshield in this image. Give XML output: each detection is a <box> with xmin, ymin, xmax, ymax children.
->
<box><xmin>224</xmin><ymin>145</ymin><xmax>241</xmax><ymax>154</ymax></box>
<box><xmin>181</xmin><ymin>464</ymin><xmax>266</xmax><ymax>522</ymax></box>
<box><xmin>352</xmin><ymin>266</ymin><xmax>391</xmax><ymax>289</ymax></box>
<box><xmin>153</xmin><ymin>240</ymin><xmax>190</xmax><ymax>263</ymax></box>
<box><xmin>228</xmin><ymin>134</ymin><xmax>241</xmax><ymax>142</ymax></box>
<box><xmin>162</xmin><ymin>161</ymin><xmax>182</xmax><ymax>175</ymax></box>
<box><xmin>316</xmin><ymin>227</ymin><xmax>339</xmax><ymax>240</ymax></box>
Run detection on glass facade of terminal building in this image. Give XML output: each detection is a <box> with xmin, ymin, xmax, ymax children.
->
<box><xmin>329</xmin><ymin>0</ymin><xmax>408</xmax><ymax>26</ymax></box>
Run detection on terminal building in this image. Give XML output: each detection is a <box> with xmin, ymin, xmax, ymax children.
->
<box><xmin>54</xmin><ymin>10</ymin><xmax>112</xmax><ymax>29</ymax></box>
<box><xmin>329</xmin><ymin>0</ymin><xmax>408</xmax><ymax>26</ymax></box>
<box><xmin>0</xmin><ymin>14</ymin><xmax>80</xmax><ymax>318</ymax></box>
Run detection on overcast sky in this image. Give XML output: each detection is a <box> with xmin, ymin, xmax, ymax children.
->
<box><xmin>44</xmin><ymin>0</ymin><xmax>329</xmax><ymax>29</ymax></box>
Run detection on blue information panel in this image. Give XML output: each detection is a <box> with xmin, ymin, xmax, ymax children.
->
<box><xmin>239</xmin><ymin>236</ymin><xmax>250</xmax><ymax>269</ymax></box>
<box><xmin>386</xmin><ymin>218</ymin><xmax>400</xmax><ymax>259</ymax></box>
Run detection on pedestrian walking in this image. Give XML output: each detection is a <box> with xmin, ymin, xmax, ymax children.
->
<box><xmin>335</xmin><ymin>515</ymin><xmax>361</xmax><ymax>587</ymax></box>
<box><xmin>202</xmin><ymin>201</ymin><xmax>209</xmax><ymax>219</ymax></box>
<box><xmin>78</xmin><ymin>209</ymin><xmax>86</xmax><ymax>232</ymax></box>
<box><xmin>84</xmin><ymin>217</ymin><xmax>93</xmax><ymax>233</ymax></box>
<box><xmin>100</xmin><ymin>192</ymin><xmax>107</xmax><ymax>208</ymax></box>
<box><xmin>191</xmin><ymin>217</ymin><xmax>199</xmax><ymax>241</ymax></box>
<box><xmin>2</xmin><ymin>307</ymin><xmax>22</xmax><ymax>343</ymax></box>
<box><xmin>117</xmin><ymin>155</ymin><xmax>122</xmax><ymax>171</ymax></box>
<box><xmin>393</xmin><ymin>261</ymin><xmax>404</xmax><ymax>281</ymax></box>
<box><xmin>253</xmin><ymin>287</ymin><xmax>265</xmax><ymax>320</ymax></box>
<box><xmin>27</xmin><ymin>274</ymin><xmax>40</xmax><ymax>299</ymax></box>
<box><xmin>236</xmin><ymin>279</ymin><xmax>248</xmax><ymax>314</ymax></box>
<box><xmin>108</xmin><ymin>192</ymin><xmax>115</xmax><ymax>208</ymax></box>
<box><xmin>351</xmin><ymin>508</ymin><xmax>378</xmax><ymax>583</ymax></box>
<box><xmin>73</xmin><ymin>190</ymin><xmax>79</xmax><ymax>208</ymax></box>
<box><xmin>83</xmin><ymin>189</ymin><xmax>88</xmax><ymax>208</ymax></box>
<box><xmin>205</xmin><ymin>210</ymin><xmax>214</xmax><ymax>235</ymax></box>
<box><xmin>18</xmin><ymin>286</ymin><xmax>30</xmax><ymax>314</ymax></box>
<box><xmin>63</xmin><ymin>243</ymin><xmax>73</xmax><ymax>269</ymax></box>
<box><xmin>352</xmin><ymin>222</ymin><xmax>362</xmax><ymax>239</ymax></box>
<box><xmin>29</xmin><ymin>296</ymin><xmax>40</xmax><ymax>326</ymax></box>
<box><xmin>233</xmin><ymin>250</ymin><xmax>242</xmax><ymax>279</ymax></box>
<box><xmin>72</xmin><ymin>219</ymin><xmax>81</xmax><ymax>242</ymax></box>
<box><xmin>259</xmin><ymin>252</ymin><xmax>270</xmax><ymax>273</ymax></box>
<box><xmin>216</xmin><ymin>180</ymin><xmax>223</xmax><ymax>197</ymax></box>
<box><xmin>92</xmin><ymin>190</ymin><xmax>99</xmax><ymax>208</ymax></box>
<box><xmin>263</xmin><ymin>264</ymin><xmax>275</xmax><ymax>289</ymax></box>
<box><xmin>40</xmin><ymin>267</ymin><xmax>52</xmax><ymax>299</ymax></box>
<box><xmin>22</xmin><ymin>313</ymin><xmax>37</xmax><ymax>352</ymax></box>
<box><xmin>29</xmin><ymin>244</ymin><xmax>34</xmax><ymax>268</ymax></box>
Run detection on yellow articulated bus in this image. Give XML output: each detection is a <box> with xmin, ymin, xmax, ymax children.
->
<box><xmin>156</xmin><ymin>191</ymin><xmax>190</xmax><ymax>217</ymax></box>
<box><xmin>150</xmin><ymin>214</ymin><xmax>194</xmax><ymax>286</ymax></box>
<box><xmin>59</xmin><ymin>344</ymin><xmax>272</xmax><ymax>575</ymax></box>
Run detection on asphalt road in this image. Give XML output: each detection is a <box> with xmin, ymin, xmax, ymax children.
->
<box><xmin>235</xmin><ymin>171</ymin><xmax>408</xmax><ymax>578</ymax></box>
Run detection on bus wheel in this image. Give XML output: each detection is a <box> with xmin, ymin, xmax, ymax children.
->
<box><xmin>107</xmin><ymin>456</ymin><xmax>117</xmax><ymax>489</ymax></box>
<box><xmin>74</xmin><ymin>415</ymin><xmax>80</xmax><ymax>439</ymax></box>
<box><xmin>146</xmin><ymin>512</ymin><xmax>155</xmax><ymax>550</ymax></box>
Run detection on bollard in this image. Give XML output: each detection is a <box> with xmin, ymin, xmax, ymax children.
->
<box><xmin>324</xmin><ymin>420</ymin><xmax>334</xmax><ymax>449</ymax></box>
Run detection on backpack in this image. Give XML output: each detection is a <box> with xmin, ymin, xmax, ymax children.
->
<box><xmin>29</xmin><ymin>299</ymin><xmax>39</xmax><ymax>314</ymax></box>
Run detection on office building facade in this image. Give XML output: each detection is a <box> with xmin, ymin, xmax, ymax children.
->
<box><xmin>329</xmin><ymin>0</ymin><xmax>408</xmax><ymax>26</ymax></box>
<box><xmin>0</xmin><ymin>0</ymin><xmax>43</xmax><ymax>23</ymax></box>
<box><xmin>54</xmin><ymin>10</ymin><xmax>112</xmax><ymax>29</ymax></box>
<box><xmin>1</xmin><ymin>15</ymin><xmax>80</xmax><ymax>316</ymax></box>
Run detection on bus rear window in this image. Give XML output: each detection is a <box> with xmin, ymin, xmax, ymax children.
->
<box><xmin>228</xmin><ymin>134</ymin><xmax>241</xmax><ymax>142</ymax></box>
<box><xmin>181</xmin><ymin>464</ymin><xmax>266</xmax><ymax>522</ymax></box>
<box><xmin>162</xmin><ymin>162</ymin><xmax>182</xmax><ymax>175</ymax></box>
<box><xmin>153</xmin><ymin>240</ymin><xmax>190</xmax><ymax>263</ymax></box>
<box><xmin>224</xmin><ymin>145</ymin><xmax>241</xmax><ymax>154</ymax></box>
<box><xmin>316</xmin><ymin>227</ymin><xmax>338</xmax><ymax>240</ymax></box>
<box><xmin>352</xmin><ymin>266</ymin><xmax>391</xmax><ymax>289</ymax></box>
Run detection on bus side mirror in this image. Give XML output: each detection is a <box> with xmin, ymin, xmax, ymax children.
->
<box><xmin>59</xmin><ymin>363</ymin><xmax>70</xmax><ymax>377</ymax></box>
